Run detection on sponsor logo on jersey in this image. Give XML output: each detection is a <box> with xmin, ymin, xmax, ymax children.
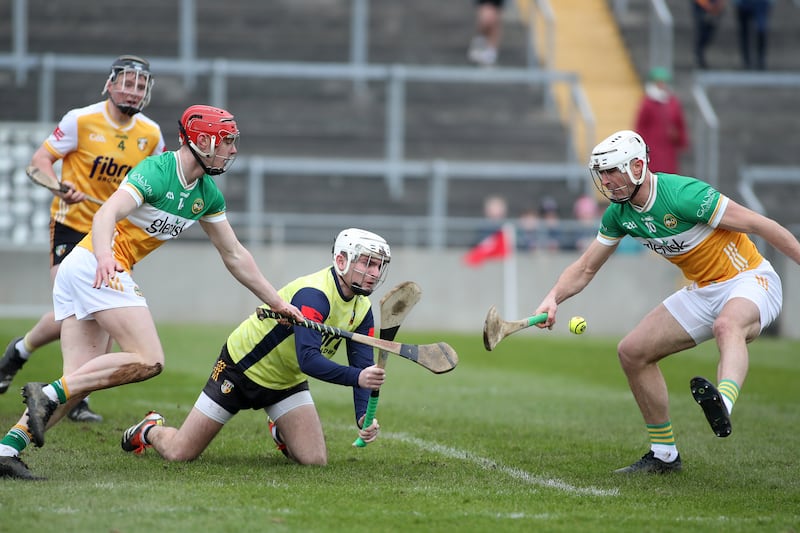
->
<box><xmin>697</xmin><ymin>188</ymin><xmax>716</xmax><ymax>218</ymax></box>
<box><xmin>128</xmin><ymin>172</ymin><xmax>152</xmax><ymax>195</ymax></box>
<box><xmin>166</xmin><ymin>192</ymin><xmax>174</xmax><ymax>200</ymax></box>
<box><xmin>90</xmin><ymin>156</ymin><xmax>133</xmax><ymax>184</ymax></box>
<box><xmin>622</xmin><ymin>221</ymin><xmax>638</xmax><ymax>230</ymax></box>
<box><xmin>89</xmin><ymin>133</ymin><xmax>107</xmax><ymax>142</ymax></box>
<box><xmin>52</xmin><ymin>126</ymin><xmax>65</xmax><ymax>141</ymax></box>
<box><xmin>664</xmin><ymin>214</ymin><xmax>678</xmax><ymax>229</ymax></box>
<box><xmin>147</xmin><ymin>217</ymin><xmax>187</xmax><ymax>237</ymax></box>
<box><xmin>137</xmin><ymin>137</ymin><xmax>149</xmax><ymax>151</ymax></box>
<box><xmin>644</xmin><ymin>238</ymin><xmax>687</xmax><ymax>255</ymax></box>
<box><xmin>320</xmin><ymin>335</ymin><xmax>343</xmax><ymax>357</ymax></box>
<box><xmin>191</xmin><ymin>198</ymin><xmax>204</xmax><ymax>215</ymax></box>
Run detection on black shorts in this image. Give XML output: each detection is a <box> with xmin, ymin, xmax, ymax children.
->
<box><xmin>477</xmin><ymin>0</ymin><xmax>505</xmax><ymax>7</ymax></box>
<box><xmin>201</xmin><ymin>343</ymin><xmax>310</xmax><ymax>415</ymax></box>
<box><xmin>50</xmin><ymin>221</ymin><xmax>86</xmax><ymax>267</ymax></box>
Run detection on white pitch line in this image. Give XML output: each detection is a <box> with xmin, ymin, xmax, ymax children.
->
<box><xmin>385</xmin><ymin>431</ymin><xmax>619</xmax><ymax>497</ymax></box>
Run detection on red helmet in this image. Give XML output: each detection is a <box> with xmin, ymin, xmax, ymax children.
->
<box><xmin>178</xmin><ymin>105</ymin><xmax>239</xmax><ymax>151</ymax></box>
<box><xmin>178</xmin><ymin>105</ymin><xmax>240</xmax><ymax>175</ymax></box>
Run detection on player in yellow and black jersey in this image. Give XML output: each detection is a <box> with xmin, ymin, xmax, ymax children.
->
<box><xmin>120</xmin><ymin>228</ymin><xmax>390</xmax><ymax>466</ymax></box>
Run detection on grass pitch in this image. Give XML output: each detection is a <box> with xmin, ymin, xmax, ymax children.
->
<box><xmin>0</xmin><ymin>318</ymin><xmax>798</xmax><ymax>532</ymax></box>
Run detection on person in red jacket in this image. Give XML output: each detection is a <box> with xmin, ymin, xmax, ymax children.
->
<box><xmin>634</xmin><ymin>67</ymin><xmax>688</xmax><ymax>175</ymax></box>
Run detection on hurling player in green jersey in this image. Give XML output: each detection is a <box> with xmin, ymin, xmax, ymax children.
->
<box><xmin>120</xmin><ymin>228</ymin><xmax>390</xmax><ymax>465</ymax></box>
<box><xmin>532</xmin><ymin>130</ymin><xmax>800</xmax><ymax>474</ymax></box>
<box><xmin>0</xmin><ymin>105</ymin><xmax>303</xmax><ymax>480</ymax></box>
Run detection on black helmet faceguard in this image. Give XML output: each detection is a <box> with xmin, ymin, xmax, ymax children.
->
<box><xmin>103</xmin><ymin>55</ymin><xmax>153</xmax><ymax>116</ymax></box>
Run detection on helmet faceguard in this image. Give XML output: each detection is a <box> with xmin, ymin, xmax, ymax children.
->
<box><xmin>588</xmin><ymin>130</ymin><xmax>649</xmax><ymax>204</ymax></box>
<box><xmin>178</xmin><ymin>105</ymin><xmax>240</xmax><ymax>176</ymax></box>
<box><xmin>332</xmin><ymin>228</ymin><xmax>391</xmax><ymax>296</ymax></box>
<box><xmin>102</xmin><ymin>55</ymin><xmax>153</xmax><ymax>116</ymax></box>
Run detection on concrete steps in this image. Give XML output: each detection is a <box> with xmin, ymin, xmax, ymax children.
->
<box><xmin>611</xmin><ymin>0</ymin><xmax>800</xmax><ymax>227</ymax></box>
<box><xmin>0</xmin><ymin>0</ymin><xmax>581</xmax><ymax>233</ymax></box>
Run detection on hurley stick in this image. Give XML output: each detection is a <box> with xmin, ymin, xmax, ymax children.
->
<box><xmin>255</xmin><ymin>307</ymin><xmax>457</xmax><ymax>374</ymax></box>
<box><xmin>26</xmin><ymin>165</ymin><xmax>103</xmax><ymax>205</ymax></box>
<box><xmin>482</xmin><ymin>305</ymin><xmax>548</xmax><ymax>351</ymax></box>
<box><xmin>353</xmin><ymin>281</ymin><xmax>422</xmax><ymax>447</ymax></box>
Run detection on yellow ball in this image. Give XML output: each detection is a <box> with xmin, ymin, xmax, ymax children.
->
<box><xmin>569</xmin><ymin>316</ymin><xmax>587</xmax><ymax>335</ymax></box>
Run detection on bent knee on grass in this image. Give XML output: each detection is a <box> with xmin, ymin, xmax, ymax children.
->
<box><xmin>150</xmin><ymin>429</ymin><xmax>204</xmax><ymax>462</ymax></box>
<box><xmin>292</xmin><ymin>450</ymin><xmax>328</xmax><ymax>466</ymax></box>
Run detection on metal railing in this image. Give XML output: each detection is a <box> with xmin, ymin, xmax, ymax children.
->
<box><xmin>1</xmin><ymin>53</ymin><xmax>593</xmax><ymax>200</ymax></box>
<box><xmin>692</xmin><ymin>71</ymin><xmax>800</xmax><ymax>188</ymax></box>
<box><xmin>4</xmin><ymin>0</ymin><xmax>372</xmax><ymax>90</ymax></box>
<box><xmin>232</xmin><ymin>155</ymin><xmax>586</xmax><ymax>249</ymax></box>
<box><xmin>0</xmin><ymin>120</ymin><xmax>587</xmax><ymax>249</ymax></box>
<box><xmin>1</xmin><ymin>0</ymin><xmax>596</xmax><ymax>249</ymax></box>
<box><xmin>612</xmin><ymin>0</ymin><xmax>673</xmax><ymax>76</ymax></box>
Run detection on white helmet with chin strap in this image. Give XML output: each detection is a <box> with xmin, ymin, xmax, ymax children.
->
<box><xmin>589</xmin><ymin>130</ymin><xmax>649</xmax><ymax>203</ymax></box>
<box><xmin>332</xmin><ymin>228</ymin><xmax>391</xmax><ymax>296</ymax></box>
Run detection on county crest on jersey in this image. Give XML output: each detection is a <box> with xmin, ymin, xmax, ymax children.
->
<box><xmin>598</xmin><ymin>172</ymin><xmax>762</xmax><ymax>286</ymax></box>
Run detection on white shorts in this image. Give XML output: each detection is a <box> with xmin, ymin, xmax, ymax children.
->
<box><xmin>53</xmin><ymin>246</ymin><xmax>147</xmax><ymax>321</ymax></box>
<box><xmin>663</xmin><ymin>259</ymin><xmax>783</xmax><ymax>344</ymax></box>
<box><xmin>193</xmin><ymin>390</ymin><xmax>314</xmax><ymax>425</ymax></box>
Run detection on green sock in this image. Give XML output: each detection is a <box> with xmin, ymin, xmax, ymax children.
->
<box><xmin>1</xmin><ymin>426</ymin><xmax>31</xmax><ymax>454</ymax></box>
<box><xmin>718</xmin><ymin>379</ymin><xmax>740</xmax><ymax>414</ymax></box>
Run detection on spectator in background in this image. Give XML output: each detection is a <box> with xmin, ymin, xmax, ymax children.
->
<box><xmin>692</xmin><ymin>0</ymin><xmax>727</xmax><ymax>69</ymax></box>
<box><xmin>634</xmin><ymin>67</ymin><xmax>688</xmax><ymax>175</ymax></box>
<box><xmin>468</xmin><ymin>0</ymin><xmax>505</xmax><ymax>67</ymax></box>
<box><xmin>538</xmin><ymin>196</ymin><xmax>563</xmax><ymax>251</ymax></box>
<box><xmin>475</xmin><ymin>194</ymin><xmax>508</xmax><ymax>243</ymax></box>
<box><xmin>516</xmin><ymin>206</ymin><xmax>540</xmax><ymax>251</ymax></box>
<box><xmin>734</xmin><ymin>0</ymin><xmax>774</xmax><ymax>70</ymax></box>
<box><xmin>569</xmin><ymin>194</ymin><xmax>600</xmax><ymax>252</ymax></box>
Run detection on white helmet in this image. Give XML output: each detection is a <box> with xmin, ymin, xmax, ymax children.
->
<box><xmin>588</xmin><ymin>130</ymin><xmax>649</xmax><ymax>203</ymax></box>
<box><xmin>332</xmin><ymin>228</ymin><xmax>391</xmax><ymax>295</ymax></box>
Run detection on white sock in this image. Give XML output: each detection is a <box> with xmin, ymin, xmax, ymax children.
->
<box><xmin>722</xmin><ymin>396</ymin><xmax>734</xmax><ymax>415</ymax></box>
<box><xmin>15</xmin><ymin>339</ymin><xmax>31</xmax><ymax>359</ymax></box>
<box><xmin>42</xmin><ymin>385</ymin><xmax>59</xmax><ymax>403</ymax></box>
<box><xmin>0</xmin><ymin>444</ymin><xmax>19</xmax><ymax>457</ymax></box>
<box><xmin>651</xmin><ymin>444</ymin><xmax>679</xmax><ymax>463</ymax></box>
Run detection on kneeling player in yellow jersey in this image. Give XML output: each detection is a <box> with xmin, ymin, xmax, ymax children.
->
<box><xmin>0</xmin><ymin>105</ymin><xmax>303</xmax><ymax>480</ymax></box>
<box><xmin>532</xmin><ymin>130</ymin><xmax>800</xmax><ymax>474</ymax></box>
<box><xmin>120</xmin><ymin>228</ymin><xmax>390</xmax><ymax>465</ymax></box>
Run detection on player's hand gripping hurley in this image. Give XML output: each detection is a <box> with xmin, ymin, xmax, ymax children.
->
<box><xmin>26</xmin><ymin>165</ymin><xmax>103</xmax><ymax>205</ymax></box>
<box><xmin>482</xmin><ymin>305</ymin><xmax>548</xmax><ymax>351</ymax></box>
<box><xmin>353</xmin><ymin>281</ymin><xmax>422</xmax><ymax>447</ymax></box>
<box><xmin>255</xmin><ymin>307</ymin><xmax>457</xmax><ymax>374</ymax></box>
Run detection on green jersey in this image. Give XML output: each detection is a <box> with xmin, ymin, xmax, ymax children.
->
<box><xmin>78</xmin><ymin>151</ymin><xmax>227</xmax><ymax>271</ymax></box>
<box><xmin>598</xmin><ymin>173</ymin><xmax>762</xmax><ymax>286</ymax></box>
